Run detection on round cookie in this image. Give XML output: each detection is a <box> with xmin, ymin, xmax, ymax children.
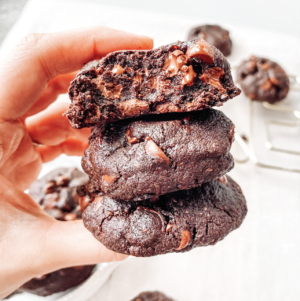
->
<box><xmin>236</xmin><ymin>56</ymin><xmax>289</xmax><ymax>103</ymax></box>
<box><xmin>29</xmin><ymin>167</ymin><xmax>88</xmax><ymax>221</ymax></box>
<box><xmin>82</xmin><ymin>176</ymin><xmax>247</xmax><ymax>257</ymax></box>
<box><xmin>131</xmin><ymin>291</ymin><xmax>175</xmax><ymax>301</ymax></box>
<box><xmin>82</xmin><ymin>109</ymin><xmax>235</xmax><ymax>202</ymax></box>
<box><xmin>187</xmin><ymin>25</ymin><xmax>232</xmax><ymax>56</ymax></box>
<box><xmin>20</xmin><ymin>266</ymin><xmax>95</xmax><ymax>297</ymax></box>
<box><xmin>65</xmin><ymin>39</ymin><xmax>240</xmax><ymax>129</ymax></box>
<box><xmin>19</xmin><ymin>168</ymin><xmax>95</xmax><ymax>296</ymax></box>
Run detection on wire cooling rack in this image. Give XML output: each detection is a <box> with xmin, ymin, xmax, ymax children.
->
<box><xmin>234</xmin><ymin>74</ymin><xmax>300</xmax><ymax>173</ymax></box>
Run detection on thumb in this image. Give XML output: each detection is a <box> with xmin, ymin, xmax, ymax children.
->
<box><xmin>42</xmin><ymin>219</ymin><xmax>128</xmax><ymax>274</ymax></box>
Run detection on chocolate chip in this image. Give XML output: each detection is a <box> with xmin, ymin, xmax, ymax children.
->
<box><xmin>217</xmin><ymin>175</ymin><xmax>227</xmax><ymax>186</ymax></box>
<box><xmin>44</xmin><ymin>181</ymin><xmax>56</xmax><ymax>194</ymax></box>
<box><xmin>200</xmin><ymin>67</ymin><xmax>225</xmax><ymax>91</ymax></box>
<box><xmin>186</xmin><ymin>40</ymin><xmax>214</xmax><ymax>64</ymax></box>
<box><xmin>176</xmin><ymin>230</ymin><xmax>192</xmax><ymax>250</ymax></box>
<box><xmin>56</xmin><ymin>176</ymin><xmax>69</xmax><ymax>187</ymax></box>
<box><xmin>163</xmin><ymin>50</ymin><xmax>187</xmax><ymax>77</ymax></box>
<box><xmin>166</xmin><ymin>224</ymin><xmax>173</xmax><ymax>232</ymax></box>
<box><xmin>117</xmin><ymin>99</ymin><xmax>149</xmax><ymax>117</ymax></box>
<box><xmin>102</xmin><ymin>175</ymin><xmax>118</xmax><ymax>184</ymax></box>
<box><xmin>261</xmin><ymin>80</ymin><xmax>272</xmax><ymax>91</ymax></box>
<box><xmin>80</xmin><ymin>196</ymin><xmax>90</xmax><ymax>212</ymax></box>
<box><xmin>42</xmin><ymin>193</ymin><xmax>59</xmax><ymax>209</ymax></box>
<box><xmin>137</xmin><ymin>206</ymin><xmax>166</xmax><ymax>232</ymax></box>
<box><xmin>181</xmin><ymin>65</ymin><xmax>197</xmax><ymax>86</ymax></box>
<box><xmin>145</xmin><ymin>140</ymin><xmax>171</xmax><ymax>165</ymax></box>
<box><xmin>112</xmin><ymin>65</ymin><xmax>124</xmax><ymax>75</ymax></box>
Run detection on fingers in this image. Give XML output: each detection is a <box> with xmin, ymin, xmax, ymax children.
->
<box><xmin>0</xmin><ymin>27</ymin><xmax>153</xmax><ymax>121</ymax></box>
<box><xmin>42</xmin><ymin>220</ymin><xmax>128</xmax><ymax>274</ymax></box>
<box><xmin>26</xmin><ymin>101</ymin><xmax>90</xmax><ymax>145</ymax></box>
<box><xmin>37</xmin><ymin>138</ymin><xmax>88</xmax><ymax>162</ymax></box>
<box><xmin>24</xmin><ymin>72</ymin><xmax>78</xmax><ymax>118</ymax></box>
<box><xmin>0</xmin><ymin>175</ymin><xmax>127</xmax><ymax>298</ymax></box>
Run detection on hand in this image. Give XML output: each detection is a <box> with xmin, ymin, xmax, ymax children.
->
<box><xmin>0</xmin><ymin>27</ymin><xmax>153</xmax><ymax>298</ymax></box>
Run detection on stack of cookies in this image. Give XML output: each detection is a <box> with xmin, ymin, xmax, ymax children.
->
<box><xmin>65</xmin><ymin>39</ymin><xmax>247</xmax><ymax>257</ymax></box>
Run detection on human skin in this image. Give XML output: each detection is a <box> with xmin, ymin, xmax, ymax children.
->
<box><xmin>0</xmin><ymin>27</ymin><xmax>153</xmax><ymax>299</ymax></box>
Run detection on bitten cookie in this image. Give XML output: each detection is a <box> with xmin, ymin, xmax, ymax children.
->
<box><xmin>19</xmin><ymin>168</ymin><xmax>95</xmax><ymax>297</ymax></box>
<box><xmin>65</xmin><ymin>39</ymin><xmax>240</xmax><ymax>129</ymax></box>
<box><xmin>131</xmin><ymin>291</ymin><xmax>176</xmax><ymax>301</ymax></box>
<box><xmin>82</xmin><ymin>176</ymin><xmax>247</xmax><ymax>257</ymax></box>
<box><xmin>236</xmin><ymin>56</ymin><xmax>289</xmax><ymax>103</ymax></box>
<box><xmin>187</xmin><ymin>25</ymin><xmax>232</xmax><ymax>56</ymax></box>
<box><xmin>82</xmin><ymin>109</ymin><xmax>235</xmax><ymax>202</ymax></box>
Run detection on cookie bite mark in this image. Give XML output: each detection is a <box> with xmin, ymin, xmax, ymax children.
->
<box><xmin>186</xmin><ymin>39</ymin><xmax>214</xmax><ymax>64</ymax></box>
<box><xmin>66</xmin><ymin>40</ymin><xmax>240</xmax><ymax>128</ymax></box>
<box><xmin>176</xmin><ymin>230</ymin><xmax>192</xmax><ymax>250</ymax></box>
<box><xmin>145</xmin><ymin>140</ymin><xmax>171</xmax><ymax>165</ymax></box>
<box><xmin>117</xmin><ymin>99</ymin><xmax>149</xmax><ymax>117</ymax></box>
<box><xmin>200</xmin><ymin>67</ymin><xmax>225</xmax><ymax>91</ymax></box>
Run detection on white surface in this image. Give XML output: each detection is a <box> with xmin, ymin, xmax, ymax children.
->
<box><xmin>1</xmin><ymin>0</ymin><xmax>300</xmax><ymax>301</ymax></box>
<box><xmin>95</xmin><ymin>0</ymin><xmax>300</xmax><ymax>37</ymax></box>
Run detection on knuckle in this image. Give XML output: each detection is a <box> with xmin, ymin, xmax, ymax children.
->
<box><xmin>18</xmin><ymin>33</ymin><xmax>45</xmax><ymax>50</ymax></box>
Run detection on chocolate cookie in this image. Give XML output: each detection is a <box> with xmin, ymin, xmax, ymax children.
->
<box><xmin>65</xmin><ymin>39</ymin><xmax>240</xmax><ymax>129</ymax></box>
<box><xmin>29</xmin><ymin>167</ymin><xmax>89</xmax><ymax>220</ymax></box>
<box><xmin>131</xmin><ymin>291</ymin><xmax>175</xmax><ymax>301</ymax></box>
<box><xmin>82</xmin><ymin>176</ymin><xmax>247</xmax><ymax>257</ymax></box>
<box><xmin>187</xmin><ymin>25</ymin><xmax>232</xmax><ymax>56</ymax></box>
<box><xmin>82</xmin><ymin>109</ymin><xmax>235</xmax><ymax>202</ymax></box>
<box><xmin>20</xmin><ymin>266</ymin><xmax>95</xmax><ymax>297</ymax></box>
<box><xmin>20</xmin><ymin>168</ymin><xmax>95</xmax><ymax>296</ymax></box>
<box><xmin>236</xmin><ymin>56</ymin><xmax>289</xmax><ymax>103</ymax></box>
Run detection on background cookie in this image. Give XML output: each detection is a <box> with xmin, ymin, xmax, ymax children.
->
<box><xmin>19</xmin><ymin>168</ymin><xmax>95</xmax><ymax>296</ymax></box>
<box><xmin>131</xmin><ymin>291</ymin><xmax>176</xmax><ymax>301</ymax></box>
<box><xmin>236</xmin><ymin>56</ymin><xmax>289</xmax><ymax>103</ymax></box>
<box><xmin>65</xmin><ymin>39</ymin><xmax>240</xmax><ymax>129</ymax></box>
<box><xmin>82</xmin><ymin>176</ymin><xmax>247</xmax><ymax>257</ymax></box>
<box><xmin>82</xmin><ymin>109</ymin><xmax>235</xmax><ymax>201</ymax></box>
<box><xmin>187</xmin><ymin>24</ymin><xmax>232</xmax><ymax>56</ymax></box>
<box><xmin>20</xmin><ymin>266</ymin><xmax>95</xmax><ymax>297</ymax></box>
<box><xmin>29</xmin><ymin>167</ymin><xmax>88</xmax><ymax>221</ymax></box>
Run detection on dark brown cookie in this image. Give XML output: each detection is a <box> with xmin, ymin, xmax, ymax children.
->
<box><xmin>82</xmin><ymin>176</ymin><xmax>247</xmax><ymax>257</ymax></box>
<box><xmin>236</xmin><ymin>56</ymin><xmax>289</xmax><ymax>103</ymax></box>
<box><xmin>65</xmin><ymin>39</ymin><xmax>240</xmax><ymax>129</ymax></box>
<box><xmin>29</xmin><ymin>167</ymin><xmax>88</xmax><ymax>220</ymax></box>
<box><xmin>187</xmin><ymin>24</ymin><xmax>232</xmax><ymax>56</ymax></box>
<box><xmin>82</xmin><ymin>109</ymin><xmax>235</xmax><ymax>202</ymax></box>
<box><xmin>19</xmin><ymin>168</ymin><xmax>95</xmax><ymax>297</ymax></box>
<box><xmin>19</xmin><ymin>266</ymin><xmax>95</xmax><ymax>297</ymax></box>
<box><xmin>131</xmin><ymin>291</ymin><xmax>175</xmax><ymax>301</ymax></box>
